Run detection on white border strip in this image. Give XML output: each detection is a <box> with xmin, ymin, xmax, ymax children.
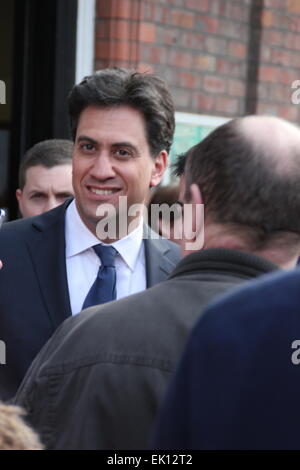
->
<box><xmin>175</xmin><ymin>111</ymin><xmax>230</xmax><ymax>127</ymax></box>
<box><xmin>76</xmin><ymin>0</ymin><xmax>96</xmax><ymax>84</ymax></box>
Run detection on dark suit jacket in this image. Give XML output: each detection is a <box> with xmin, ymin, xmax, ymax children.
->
<box><xmin>0</xmin><ymin>200</ymin><xmax>180</xmax><ymax>400</ymax></box>
<box><xmin>153</xmin><ymin>268</ymin><xmax>300</xmax><ymax>450</ymax></box>
<box><xmin>15</xmin><ymin>249</ymin><xmax>278</xmax><ymax>449</ymax></box>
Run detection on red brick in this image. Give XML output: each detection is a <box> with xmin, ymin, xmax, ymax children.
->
<box><xmin>268</xmin><ymin>84</ymin><xmax>292</xmax><ymax>103</ymax></box>
<box><xmin>260</xmin><ymin>45</ymin><xmax>271</xmax><ymax>62</ymax></box>
<box><xmin>141</xmin><ymin>45</ymin><xmax>167</xmax><ymax>64</ymax></box>
<box><xmin>193</xmin><ymin>93</ymin><xmax>215</xmax><ymax>112</ymax></box>
<box><xmin>171</xmin><ymin>10</ymin><xmax>195</xmax><ymax>28</ymax></box>
<box><xmin>96</xmin><ymin>20</ymin><xmax>109</xmax><ymax>40</ymax></box>
<box><xmin>209</xmin><ymin>0</ymin><xmax>226</xmax><ymax>16</ymax></box>
<box><xmin>139</xmin><ymin>23</ymin><xmax>156</xmax><ymax>43</ymax></box>
<box><xmin>205</xmin><ymin>37</ymin><xmax>227</xmax><ymax>55</ymax></box>
<box><xmin>215</xmin><ymin>96</ymin><xmax>239</xmax><ymax>115</ymax></box>
<box><xmin>278</xmin><ymin>105</ymin><xmax>299</xmax><ymax>121</ymax></box>
<box><xmin>111</xmin><ymin>20</ymin><xmax>131</xmax><ymax>40</ymax></box>
<box><xmin>195</xmin><ymin>54</ymin><xmax>216</xmax><ymax>72</ymax></box>
<box><xmin>228</xmin><ymin>41</ymin><xmax>247</xmax><ymax>59</ymax></box>
<box><xmin>172</xmin><ymin>88</ymin><xmax>191</xmax><ymax>109</ymax></box>
<box><xmin>96</xmin><ymin>40</ymin><xmax>137</xmax><ymax>61</ymax></box>
<box><xmin>97</xmin><ymin>0</ymin><xmax>111</xmax><ymax>18</ymax></box>
<box><xmin>218</xmin><ymin>21</ymin><xmax>247</xmax><ymax>41</ymax></box>
<box><xmin>185</xmin><ymin>0</ymin><xmax>209</xmax><ymax>12</ymax></box>
<box><xmin>224</xmin><ymin>3</ymin><xmax>249</xmax><ymax>22</ymax></box>
<box><xmin>196</xmin><ymin>16</ymin><xmax>219</xmax><ymax>34</ymax></box>
<box><xmin>278</xmin><ymin>69</ymin><xmax>299</xmax><ymax>86</ymax></box>
<box><xmin>259</xmin><ymin>66</ymin><xmax>281</xmax><ymax>83</ymax></box>
<box><xmin>264</xmin><ymin>30</ymin><xmax>284</xmax><ymax>47</ymax></box>
<box><xmin>168</xmin><ymin>50</ymin><xmax>193</xmax><ymax>68</ymax></box>
<box><xmin>228</xmin><ymin>79</ymin><xmax>246</xmax><ymax>97</ymax></box>
<box><xmin>261</xmin><ymin>10</ymin><xmax>274</xmax><ymax>28</ymax></box>
<box><xmin>284</xmin><ymin>33</ymin><xmax>300</xmax><ymax>50</ymax></box>
<box><xmin>159</xmin><ymin>27</ymin><xmax>178</xmax><ymax>46</ymax></box>
<box><xmin>97</xmin><ymin>0</ymin><xmax>140</xmax><ymax>20</ymax></box>
<box><xmin>264</xmin><ymin>0</ymin><xmax>286</xmax><ymax>8</ymax></box>
<box><xmin>270</xmin><ymin>49</ymin><xmax>294</xmax><ymax>67</ymax></box>
<box><xmin>178</xmin><ymin>72</ymin><xmax>198</xmax><ymax>89</ymax></box>
<box><xmin>257</xmin><ymin>83</ymin><xmax>270</xmax><ymax>101</ymax></box>
<box><xmin>288</xmin><ymin>0</ymin><xmax>300</xmax><ymax>13</ymax></box>
<box><xmin>182</xmin><ymin>32</ymin><xmax>205</xmax><ymax>49</ymax></box>
<box><xmin>95</xmin><ymin>40</ymin><xmax>111</xmax><ymax>60</ymax></box>
<box><xmin>136</xmin><ymin>63</ymin><xmax>154</xmax><ymax>73</ymax></box>
<box><xmin>203</xmin><ymin>75</ymin><xmax>226</xmax><ymax>94</ymax></box>
<box><xmin>217</xmin><ymin>58</ymin><xmax>246</xmax><ymax>78</ymax></box>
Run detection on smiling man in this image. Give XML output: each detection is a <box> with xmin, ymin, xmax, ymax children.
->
<box><xmin>0</xmin><ymin>68</ymin><xmax>180</xmax><ymax>400</ymax></box>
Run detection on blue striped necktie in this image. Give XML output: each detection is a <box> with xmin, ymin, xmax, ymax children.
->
<box><xmin>82</xmin><ymin>244</ymin><xmax>117</xmax><ymax>309</ymax></box>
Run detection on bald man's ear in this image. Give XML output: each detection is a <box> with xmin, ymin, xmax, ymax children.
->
<box><xmin>182</xmin><ymin>183</ymin><xmax>205</xmax><ymax>252</ymax></box>
<box><xmin>189</xmin><ymin>183</ymin><xmax>203</xmax><ymax>205</ymax></box>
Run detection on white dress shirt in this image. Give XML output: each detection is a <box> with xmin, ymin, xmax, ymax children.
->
<box><xmin>65</xmin><ymin>200</ymin><xmax>146</xmax><ymax>315</ymax></box>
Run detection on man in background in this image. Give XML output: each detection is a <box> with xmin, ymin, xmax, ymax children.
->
<box><xmin>16</xmin><ymin>139</ymin><xmax>74</xmax><ymax>218</ymax></box>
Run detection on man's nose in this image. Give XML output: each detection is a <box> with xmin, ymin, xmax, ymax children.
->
<box><xmin>44</xmin><ymin>196</ymin><xmax>61</xmax><ymax>213</ymax></box>
<box><xmin>90</xmin><ymin>153</ymin><xmax>116</xmax><ymax>180</ymax></box>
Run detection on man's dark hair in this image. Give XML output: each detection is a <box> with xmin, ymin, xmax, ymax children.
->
<box><xmin>172</xmin><ymin>153</ymin><xmax>186</xmax><ymax>178</ymax></box>
<box><xmin>68</xmin><ymin>68</ymin><xmax>175</xmax><ymax>156</ymax></box>
<box><xmin>185</xmin><ymin>118</ymin><xmax>300</xmax><ymax>250</ymax></box>
<box><xmin>19</xmin><ymin>139</ymin><xmax>73</xmax><ymax>189</ymax></box>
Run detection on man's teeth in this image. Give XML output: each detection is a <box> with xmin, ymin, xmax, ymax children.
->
<box><xmin>90</xmin><ymin>188</ymin><xmax>117</xmax><ymax>195</ymax></box>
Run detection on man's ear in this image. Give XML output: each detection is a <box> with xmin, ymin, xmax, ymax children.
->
<box><xmin>189</xmin><ymin>183</ymin><xmax>204</xmax><ymax>205</ymax></box>
<box><xmin>182</xmin><ymin>183</ymin><xmax>205</xmax><ymax>253</ymax></box>
<box><xmin>16</xmin><ymin>189</ymin><xmax>24</xmax><ymax>216</ymax></box>
<box><xmin>15</xmin><ymin>189</ymin><xmax>22</xmax><ymax>203</ymax></box>
<box><xmin>150</xmin><ymin>151</ymin><xmax>168</xmax><ymax>188</ymax></box>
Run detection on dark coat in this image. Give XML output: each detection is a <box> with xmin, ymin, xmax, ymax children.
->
<box><xmin>15</xmin><ymin>249</ymin><xmax>278</xmax><ymax>449</ymax></box>
<box><xmin>0</xmin><ymin>200</ymin><xmax>180</xmax><ymax>400</ymax></box>
<box><xmin>153</xmin><ymin>268</ymin><xmax>300</xmax><ymax>450</ymax></box>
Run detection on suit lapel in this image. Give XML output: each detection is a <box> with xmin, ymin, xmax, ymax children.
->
<box><xmin>26</xmin><ymin>202</ymin><xmax>72</xmax><ymax>329</ymax></box>
<box><xmin>143</xmin><ymin>225</ymin><xmax>178</xmax><ymax>287</ymax></box>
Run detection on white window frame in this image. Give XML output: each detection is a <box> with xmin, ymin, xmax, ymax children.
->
<box><xmin>76</xmin><ymin>0</ymin><xmax>96</xmax><ymax>84</ymax></box>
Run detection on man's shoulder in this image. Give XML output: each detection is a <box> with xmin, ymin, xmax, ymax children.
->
<box><xmin>0</xmin><ymin>203</ymin><xmax>67</xmax><ymax>244</ymax></box>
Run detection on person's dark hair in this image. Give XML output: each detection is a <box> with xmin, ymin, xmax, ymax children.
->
<box><xmin>68</xmin><ymin>68</ymin><xmax>175</xmax><ymax>156</ymax></box>
<box><xmin>172</xmin><ymin>153</ymin><xmax>186</xmax><ymax>178</ymax></box>
<box><xmin>19</xmin><ymin>139</ymin><xmax>73</xmax><ymax>189</ymax></box>
<box><xmin>185</xmin><ymin>118</ymin><xmax>300</xmax><ymax>249</ymax></box>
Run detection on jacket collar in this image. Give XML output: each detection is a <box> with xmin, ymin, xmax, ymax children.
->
<box><xmin>169</xmin><ymin>248</ymin><xmax>279</xmax><ymax>280</ymax></box>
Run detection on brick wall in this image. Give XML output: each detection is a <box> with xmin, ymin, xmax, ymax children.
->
<box><xmin>95</xmin><ymin>0</ymin><xmax>300</xmax><ymax>122</ymax></box>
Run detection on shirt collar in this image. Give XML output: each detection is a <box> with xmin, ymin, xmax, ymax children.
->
<box><xmin>65</xmin><ymin>200</ymin><xmax>144</xmax><ymax>271</ymax></box>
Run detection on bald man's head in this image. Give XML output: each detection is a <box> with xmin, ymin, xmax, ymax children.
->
<box><xmin>237</xmin><ymin>115</ymin><xmax>300</xmax><ymax>178</ymax></box>
<box><xmin>184</xmin><ymin>114</ymin><xmax>300</xmax><ymax>251</ymax></box>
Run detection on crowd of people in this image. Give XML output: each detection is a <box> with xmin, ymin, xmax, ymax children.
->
<box><xmin>0</xmin><ymin>67</ymin><xmax>300</xmax><ymax>450</ymax></box>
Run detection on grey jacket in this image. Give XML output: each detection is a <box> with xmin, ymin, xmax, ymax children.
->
<box><xmin>15</xmin><ymin>249</ymin><xmax>279</xmax><ymax>449</ymax></box>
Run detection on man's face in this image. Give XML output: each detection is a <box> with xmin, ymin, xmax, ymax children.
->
<box><xmin>72</xmin><ymin>105</ymin><xmax>167</xmax><ymax>236</ymax></box>
<box><xmin>16</xmin><ymin>164</ymin><xmax>74</xmax><ymax>218</ymax></box>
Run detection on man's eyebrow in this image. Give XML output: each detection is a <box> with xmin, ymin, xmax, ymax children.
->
<box><xmin>77</xmin><ymin>136</ymin><xmax>98</xmax><ymax>145</ymax></box>
<box><xmin>111</xmin><ymin>142</ymin><xmax>139</xmax><ymax>152</ymax></box>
